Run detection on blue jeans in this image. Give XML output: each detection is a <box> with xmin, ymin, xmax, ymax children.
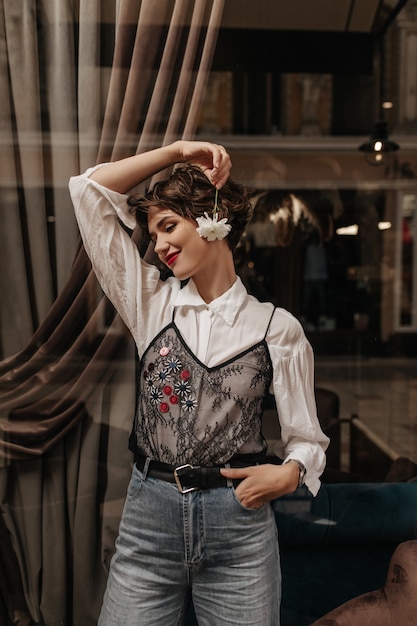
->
<box><xmin>98</xmin><ymin>464</ymin><xmax>281</xmax><ymax>625</ymax></box>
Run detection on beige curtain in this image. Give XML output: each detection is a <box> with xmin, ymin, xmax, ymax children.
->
<box><xmin>0</xmin><ymin>1</ymin><xmax>224</xmax><ymax>624</ymax></box>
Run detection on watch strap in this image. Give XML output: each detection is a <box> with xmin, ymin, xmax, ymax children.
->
<box><xmin>284</xmin><ymin>459</ymin><xmax>306</xmax><ymax>488</ymax></box>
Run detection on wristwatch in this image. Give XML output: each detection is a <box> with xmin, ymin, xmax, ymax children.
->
<box><xmin>284</xmin><ymin>459</ymin><xmax>306</xmax><ymax>488</ymax></box>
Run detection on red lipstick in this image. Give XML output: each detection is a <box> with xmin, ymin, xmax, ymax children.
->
<box><xmin>166</xmin><ymin>252</ymin><xmax>179</xmax><ymax>266</ymax></box>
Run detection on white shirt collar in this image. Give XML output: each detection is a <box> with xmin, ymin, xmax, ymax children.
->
<box><xmin>173</xmin><ymin>276</ymin><xmax>247</xmax><ymax>326</ymax></box>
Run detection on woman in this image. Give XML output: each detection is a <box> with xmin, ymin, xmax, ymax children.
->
<box><xmin>69</xmin><ymin>141</ymin><xmax>329</xmax><ymax>626</ymax></box>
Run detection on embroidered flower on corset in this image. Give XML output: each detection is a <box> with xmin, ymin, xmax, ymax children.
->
<box><xmin>149</xmin><ymin>387</ymin><xmax>163</xmax><ymax>405</ymax></box>
<box><xmin>181</xmin><ymin>396</ymin><xmax>197</xmax><ymax>413</ymax></box>
<box><xmin>174</xmin><ymin>380</ymin><xmax>191</xmax><ymax>397</ymax></box>
<box><xmin>165</xmin><ymin>357</ymin><xmax>182</xmax><ymax>373</ymax></box>
<box><xmin>156</xmin><ymin>368</ymin><xmax>170</xmax><ymax>382</ymax></box>
<box><xmin>142</xmin><ymin>342</ymin><xmax>198</xmax><ymax>417</ymax></box>
<box><xmin>196</xmin><ymin>188</ymin><xmax>231</xmax><ymax>241</ymax></box>
<box><xmin>145</xmin><ymin>375</ymin><xmax>155</xmax><ymax>389</ymax></box>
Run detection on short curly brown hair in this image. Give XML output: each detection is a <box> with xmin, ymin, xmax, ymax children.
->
<box><xmin>127</xmin><ymin>164</ymin><xmax>252</xmax><ymax>251</ymax></box>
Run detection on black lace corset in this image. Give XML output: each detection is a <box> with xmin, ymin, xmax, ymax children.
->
<box><xmin>129</xmin><ymin>320</ymin><xmax>274</xmax><ymax>466</ymax></box>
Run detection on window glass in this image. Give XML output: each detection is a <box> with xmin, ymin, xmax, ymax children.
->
<box><xmin>396</xmin><ymin>192</ymin><xmax>417</xmax><ymax>329</ymax></box>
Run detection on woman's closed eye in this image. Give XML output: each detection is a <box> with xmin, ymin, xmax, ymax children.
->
<box><xmin>150</xmin><ymin>223</ymin><xmax>176</xmax><ymax>245</ymax></box>
<box><xmin>148</xmin><ymin>211</ymin><xmax>182</xmax><ymax>243</ymax></box>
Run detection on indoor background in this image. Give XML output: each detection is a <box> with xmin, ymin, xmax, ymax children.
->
<box><xmin>1</xmin><ymin>1</ymin><xmax>417</xmax><ymax>625</ymax></box>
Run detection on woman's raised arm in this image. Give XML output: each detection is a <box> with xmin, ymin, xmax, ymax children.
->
<box><xmin>89</xmin><ymin>140</ymin><xmax>232</xmax><ymax>193</ymax></box>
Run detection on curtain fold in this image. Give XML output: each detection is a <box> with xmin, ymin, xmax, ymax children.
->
<box><xmin>4</xmin><ymin>0</ymin><xmax>54</xmax><ymax>322</ymax></box>
<box><xmin>0</xmin><ymin>0</ymin><xmax>224</xmax><ymax>623</ymax></box>
<box><xmin>38</xmin><ymin>0</ymin><xmax>81</xmax><ymax>292</ymax></box>
<box><xmin>77</xmin><ymin>0</ymin><xmax>104</xmax><ymax>172</ymax></box>
<box><xmin>0</xmin><ymin>0</ymin><xmax>39</xmax><ymax>354</ymax></box>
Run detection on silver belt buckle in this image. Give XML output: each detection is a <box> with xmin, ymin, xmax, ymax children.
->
<box><xmin>174</xmin><ymin>464</ymin><xmax>198</xmax><ymax>494</ymax></box>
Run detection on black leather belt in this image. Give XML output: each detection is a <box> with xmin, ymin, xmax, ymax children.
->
<box><xmin>135</xmin><ymin>454</ymin><xmax>251</xmax><ymax>493</ymax></box>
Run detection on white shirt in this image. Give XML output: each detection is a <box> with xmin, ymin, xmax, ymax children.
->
<box><xmin>69</xmin><ymin>165</ymin><xmax>329</xmax><ymax>495</ymax></box>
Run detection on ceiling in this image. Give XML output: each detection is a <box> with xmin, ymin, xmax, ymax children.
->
<box><xmin>220</xmin><ymin>0</ymin><xmax>407</xmax><ymax>35</ymax></box>
<box><xmin>214</xmin><ymin>0</ymin><xmax>409</xmax><ymax>74</ymax></box>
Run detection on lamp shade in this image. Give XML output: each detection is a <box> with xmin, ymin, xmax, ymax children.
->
<box><xmin>359</xmin><ymin>121</ymin><xmax>399</xmax><ymax>165</ymax></box>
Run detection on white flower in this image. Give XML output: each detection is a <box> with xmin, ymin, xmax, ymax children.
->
<box><xmin>196</xmin><ymin>212</ymin><xmax>232</xmax><ymax>241</ymax></box>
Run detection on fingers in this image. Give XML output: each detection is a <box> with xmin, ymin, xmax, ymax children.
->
<box><xmin>220</xmin><ymin>466</ymin><xmax>252</xmax><ymax>480</ymax></box>
<box><xmin>180</xmin><ymin>141</ymin><xmax>232</xmax><ymax>188</ymax></box>
<box><xmin>221</xmin><ymin>466</ymin><xmax>264</xmax><ymax>509</ymax></box>
<box><xmin>211</xmin><ymin>146</ymin><xmax>232</xmax><ymax>189</ymax></box>
<box><xmin>208</xmin><ymin>144</ymin><xmax>231</xmax><ymax>188</ymax></box>
<box><xmin>221</xmin><ymin>463</ymin><xmax>300</xmax><ymax>509</ymax></box>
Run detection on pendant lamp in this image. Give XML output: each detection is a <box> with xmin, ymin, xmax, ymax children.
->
<box><xmin>358</xmin><ymin>22</ymin><xmax>400</xmax><ymax>166</ymax></box>
<box><xmin>359</xmin><ymin>120</ymin><xmax>399</xmax><ymax>165</ymax></box>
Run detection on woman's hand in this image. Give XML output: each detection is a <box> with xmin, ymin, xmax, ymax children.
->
<box><xmin>176</xmin><ymin>140</ymin><xmax>232</xmax><ymax>188</ymax></box>
<box><xmin>220</xmin><ymin>462</ymin><xmax>301</xmax><ymax>509</ymax></box>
